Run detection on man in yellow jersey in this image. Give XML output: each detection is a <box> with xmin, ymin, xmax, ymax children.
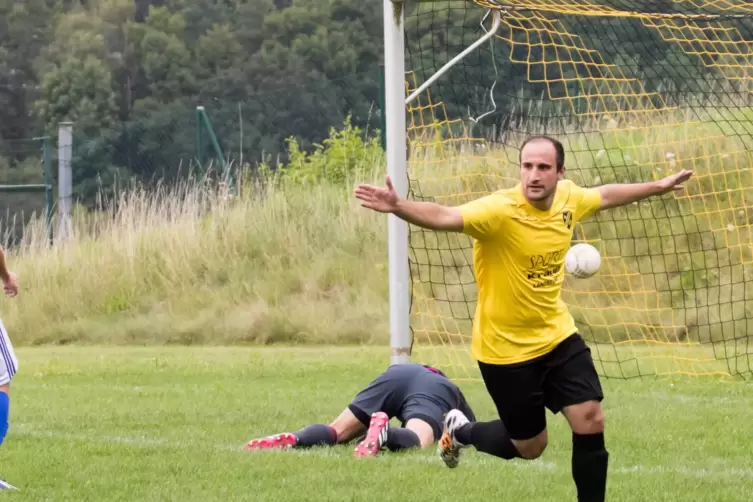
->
<box><xmin>354</xmin><ymin>135</ymin><xmax>693</xmax><ymax>502</ymax></box>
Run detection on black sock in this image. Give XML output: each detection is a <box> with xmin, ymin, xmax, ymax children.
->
<box><xmin>385</xmin><ymin>427</ymin><xmax>421</xmax><ymax>451</ymax></box>
<box><xmin>293</xmin><ymin>424</ymin><xmax>337</xmax><ymax>448</ymax></box>
<box><xmin>455</xmin><ymin>420</ymin><xmax>521</xmax><ymax>460</ymax></box>
<box><xmin>572</xmin><ymin>433</ymin><xmax>609</xmax><ymax>502</ymax></box>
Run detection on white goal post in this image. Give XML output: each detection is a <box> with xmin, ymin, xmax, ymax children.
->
<box><xmin>383</xmin><ymin>0</ymin><xmax>411</xmax><ymax>365</ymax></box>
<box><xmin>382</xmin><ymin>1</ymin><xmax>502</xmax><ymax>364</ymax></box>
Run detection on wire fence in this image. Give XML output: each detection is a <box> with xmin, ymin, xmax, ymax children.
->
<box><xmin>0</xmin><ymin>137</ymin><xmax>53</xmax><ymax>246</ymax></box>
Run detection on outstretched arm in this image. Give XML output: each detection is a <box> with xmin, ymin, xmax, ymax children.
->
<box><xmin>0</xmin><ymin>248</ymin><xmax>10</xmax><ymax>283</ymax></box>
<box><xmin>355</xmin><ymin>176</ymin><xmax>464</xmax><ymax>232</ymax></box>
<box><xmin>391</xmin><ymin>199</ymin><xmax>464</xmax><ymax>232</ymax></box>
<box><xmin>597</xmin><ymin>169</ymin><xmax>693</xmax><ymax>211</ymax></box>
<box><xmin>0</xmin><ymin>248</ymin><xmax>17</xmax><ymax>298</ymax></box>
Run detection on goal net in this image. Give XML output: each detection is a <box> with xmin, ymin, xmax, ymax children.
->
<box><xmin>403</xmin><ymin>0</ymin><xmax>753</xmax><ymax>380</ymax></box>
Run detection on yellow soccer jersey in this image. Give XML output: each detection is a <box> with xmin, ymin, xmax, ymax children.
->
<box><xmin>457</xmin><ymin>179</ymin><xmax>602</xmax><ymax>365</ymax></box>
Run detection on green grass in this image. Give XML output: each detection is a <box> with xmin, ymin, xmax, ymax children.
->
<box><xmin>418</xmin><ymin>341</ymin><xmax>753</xmax><ymax>381</ymax></box>
<box><xmin>1</xmin><ymin>346</ymin><xmax>751</xmax><ymax>501</ymax></box>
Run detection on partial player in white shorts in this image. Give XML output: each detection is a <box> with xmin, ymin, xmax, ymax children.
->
<box><xmin>0</xmin><ymin>318</ymin><xmax>18</xmax><ymax>386</ymax></box>
<box><xmin>0</xmin><ymin>245</ymin><xmax>19</xmax><ymax>490</ymax></box>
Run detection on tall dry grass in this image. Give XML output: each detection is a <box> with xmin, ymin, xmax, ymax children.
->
<box><xmin>1</xmin><ymin>169</ymin><xmax>391</xmax><ymax>346</ymax></box>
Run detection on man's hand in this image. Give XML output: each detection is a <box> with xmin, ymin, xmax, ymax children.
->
<box><xmin>354</xmin><ymin>175</ymin><xmax>464</xmax><ymax>232</ymax></box>
<box><xmin>597</xmin><ymin>169</ymin><xmax>695</xmax><ymax>211</ymax></box>
<box><xmin>657</xmin><ymin>169</ymin><xmax>694</xmax><ymax>194</ymax></box>
<box><xmin>354</xmin><ymin>176</ymin><xmax>400</xmax><ymax>213</ymax></box>
<box><xmin>2</xmin><ymin>273</ymin><xmax>17</xmax><ymax>298</ymax></box>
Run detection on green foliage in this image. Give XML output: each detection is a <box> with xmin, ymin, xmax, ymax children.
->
<box><xmin>275</xmin><ymin>116</ymin><xmax>384</xmax><ymax>185</ymax></box>
<box><xmin>0</xmin><ymin>0</ymin><xmax>388</xmax><ymax>208</ymax></box>
<box><xmin>195</xmin><ymin>24</ymin><xmax>243</xmax><ymax>78</ymax></box>
<box><xmin>0</xmin><ymin>0</ymin><xmax>56</xmax><ymax>142</ymax></box>
<box><xmin>131</xmin><ymin>7</ymin><xmax>195</xmax><ymax>101</ymax></box>
<box><xmin>37</xmin><ymin>55</ymin><xmax>119</xmax><ymax>135</ymax></box>
<box><xmin>2</xmin><ymin>0</ymin><xmax>753</xmax><ymax>215</ymax></box>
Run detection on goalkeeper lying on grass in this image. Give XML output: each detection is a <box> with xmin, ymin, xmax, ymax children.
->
<box><xmin>245</xmin><ymin>363</ymin><xmax>476</xmax><ymax>456</ymax></box>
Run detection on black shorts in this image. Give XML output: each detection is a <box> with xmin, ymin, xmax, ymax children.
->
<box><xmin>346</xmin><ymin>363</ymin><xmax>468</xmax><ymax>440</ymax></box>
<box><xmin>478</xmin><ymin>333</ymin><xmax>603</xmax><ymax>441</ymax></box>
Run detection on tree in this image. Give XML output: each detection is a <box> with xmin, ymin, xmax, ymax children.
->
<box><xmin>0</xmin><ymin>0</ymin><xmax>57</xmax><ymax>141</ymax></box>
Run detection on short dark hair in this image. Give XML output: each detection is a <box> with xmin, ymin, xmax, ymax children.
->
<box><xmin>519</xmin><ymin>135</ymin><xmax>565</xmax><ymax>171</ymax></box>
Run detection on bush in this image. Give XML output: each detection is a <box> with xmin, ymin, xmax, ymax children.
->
<box><xmin>263</xmin><ymin>115</ymin><xmax>384</xmax><ymax>185</ymax></box>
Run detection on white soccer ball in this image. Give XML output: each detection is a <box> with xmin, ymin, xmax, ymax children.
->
<box><xmin>565</xmin><ymin>243</ymin><xmax>601</xmax><ymax>279</ymax></box>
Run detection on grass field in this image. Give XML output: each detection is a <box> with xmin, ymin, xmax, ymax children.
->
<box><xmin>0</xmin><ymin>345</ymin><xmax>750</xmax><ymax>501</ymax></box>
<box><xmin>0</xmin><ymin>82</ymin><xmax>752</xmax><ymax>499</ymax></box>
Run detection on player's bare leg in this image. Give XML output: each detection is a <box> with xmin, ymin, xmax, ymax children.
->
<box><xmin>562</xmin><ymin>400</ymin><xmax>608</xmax><ymax>502</ymax></box>
<box><xmin>403</xmin><ymin>418</ymin><xmax>434</xmax><ymax>448</ymax></box>
<box><xmin>563</xmin><ymin>400</ymin><xmax>604</xmax><ymax>435</ymax></box>
<box><xmin>245</xmin><ymin>408</ymin><xmax>364</xmax><ymax>451</ymax></box>
<box><xmin>330</xmin><ymin>408</ymin><xmax>367</xmax><ymax>443</ymax></box>
<box><xmin>511</xmin><ymin>430</ymin><xmax>548</xmax><ymax>459</ymax></box>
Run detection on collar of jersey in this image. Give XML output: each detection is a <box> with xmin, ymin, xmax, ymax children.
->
<box><xmin>512</xmin><ymin>181</ymin><xmax>570</xmax><ymax>218</ymax></box>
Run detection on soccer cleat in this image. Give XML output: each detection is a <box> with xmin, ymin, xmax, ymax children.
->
<box><xmin>438</xmin><ymin>409</ymin><xmax>470</xmax><ymax>469</ymax></box>
<box><xmin>244</xmin><ymin>432</ymin><xmax>297</xmax><ymax>451</ymax></box>
<box><xmin>353</xmin><ymin>412</ymin><xmax>390</xmax><ymax>457</ymax></box>
<box><xmin>0</xmin><ymin>477</ymin><xmax>18</xmax><ymax>490</ymax></box>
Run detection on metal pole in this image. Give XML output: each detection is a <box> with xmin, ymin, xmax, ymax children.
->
<box><xmin>58</xmin><ymin>122</ymin><xmax>73</xmax><ymax>241</ymax></box>
<box><xmin>43</xmin><ymin>137</ymin><xmax>53</xmax><ymax>245</ymax></box>
<box><xmin>379</xmin><ymin>64</ymin><xmax>387</xmax><ymax>151</ymax></box>
<box><xmin>31</xmin><ymin>136</ymin><xmax>54</xmax><ymax>244</ymax></box>
<box><xmin>196</xmin><ymin>106</ymin><xmax>204</xmax><ymax>174</ymax></box>
<box><xmin>383</xmin><ymin>0</ymin><xmax>411</xmax><ymax>364</ymax></box>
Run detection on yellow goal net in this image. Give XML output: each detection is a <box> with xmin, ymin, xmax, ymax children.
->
<box><xmin>404</xmin><ymin>0</ymin><xmax>753</xmax><ymax>380</ymax></box>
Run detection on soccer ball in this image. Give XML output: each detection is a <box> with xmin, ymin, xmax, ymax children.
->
<box><xmin>565</xmin><ymin>243</ymin><xmax>601</xmax><ymax>278</ymax></box>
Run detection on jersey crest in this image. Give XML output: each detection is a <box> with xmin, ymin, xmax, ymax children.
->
<box><xmin>562</xmin><ymin>210</ymin><xmax>573</xmax><ymax>229</ymax></box>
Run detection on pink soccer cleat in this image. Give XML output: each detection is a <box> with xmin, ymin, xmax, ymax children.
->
<box><xmin>353</xmin><ymin>412</ymin><xmax>390</xmax><ymax>457</ymax></box>
<box><xmin>244</xmin><ymin>432</ymin><xmax>297</xmax><ymax>451</ymax></box>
